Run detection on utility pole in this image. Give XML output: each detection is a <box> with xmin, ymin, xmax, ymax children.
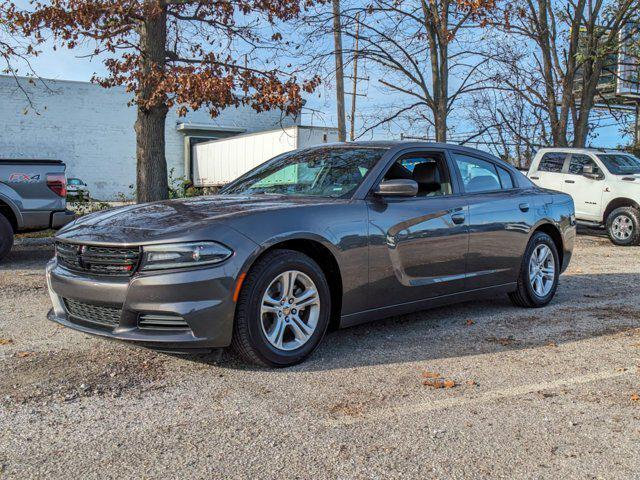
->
<box><xmin>349</xmin><ymin>13</ymin><xmax>360</xmax><ymax>142</ymax></box>
<box><xmin>635</xmin><ymin>102</ymin><xmax>640</xmax><ymax>153</ymax></box>
<box><xmin>332</xmin><ymin>0</ymin><xmax>346</xmax><ymax>142</ymax></box>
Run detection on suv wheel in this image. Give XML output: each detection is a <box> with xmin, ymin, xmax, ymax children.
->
<box><xmin>231</xmin><ymin>249</ymin><xmax>331</xmax><ymax>367</ymax></box>
<box><xmin>0</xmin><ymin>214</ymin><xmax>14</xmax><ymax>262</ymax></box>
<box><xmin>606</xmin><ymin>207</ymin><xmax>640</xmax><ymax>246</ymax></box>
<box><xmin>509</xmin><ymin>231</ymin><xmax>560</xmax><ymax>308</ymax></box>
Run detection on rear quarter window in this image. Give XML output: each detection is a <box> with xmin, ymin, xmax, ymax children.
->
<box><xmin>497</xmin><ymin>166</ymin><xmax>514</xmax><ymax>189</ymax></box>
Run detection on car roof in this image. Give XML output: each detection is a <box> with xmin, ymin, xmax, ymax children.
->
<box><xmin>305</xmin><ymin>141</ymin><xmax>506</xmax><ymax>162</ymax></box>
<box><xmin>536</xmin><ymin>147</ymin><xmax>630</xmax><ymax>155</ymax></box>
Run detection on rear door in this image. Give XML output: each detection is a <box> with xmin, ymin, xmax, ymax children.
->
<box><xmin>529</xmin><ymin>152</ymin><xmax>568</xmax><ymax>192</ymax></box>
<box><xmin>366</xmin><ymin>149</ymin><xmax>469</xmax><ymax>308</ymax></box>
<box><xmin>561</xmin><ymin>153</ymin><xmax>605</xmax><ymax>222</ymax></box>
<box><xmin>450</xmin><ymin>152</ymin><xmax>535</xmax><ymax>290</ymax></box>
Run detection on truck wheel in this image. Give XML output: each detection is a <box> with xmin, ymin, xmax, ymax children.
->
<box><xmin>231</xmin><ymin>249</ymin><xmax>331</xmax><ymax>367</ymax></box>
<box><xmin>509</xmin><ymin>232</ymin><xmax>560</xmax><ymax>308</ymax></box>
<box><xmin>606</xmin><ymin>207</ymin><xmax>640</xmax><ymax>246</ymax></box>
<box><xmin>0</xmin><ymin>214</ymin><xmax>14</xmax><ymax>262</ymax></box>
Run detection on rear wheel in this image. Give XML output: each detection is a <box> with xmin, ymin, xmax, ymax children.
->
<box><xmin>509</xmin><ymin>232</ymin><xmax>559</xmax><ymax>308</ymax></box>
<box><xmin>231</xmin><ymin>249</ymin><xmax>331</xmax><ymax>367</ymax></box>
<box><xmin>0</xmin><ymin>214</ymin><xmax>14</xmax><ymax>262</ymax></box>
<box><xmin>606</xmin><ymin>207</ymin><xmax>640</xmax><ymax>246</ymax></box>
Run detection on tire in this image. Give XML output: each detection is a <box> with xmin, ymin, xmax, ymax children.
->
<box><xmin>231</xmin><ymin>249</ymin><xmax>332</xmax><ymax>367</ymax></box>
<box><xmin>509</xmin><ymin>232</ymin><xmax>560</xmax><ymax>308</ymax></box>
<box><xmin>0</xmin><ymin>214</ymin><xmax>14</xmax><ymax>262</ymax></box>
<box><xmin>606</xmin><ymin>207</ymin><xmax>640</xmax><ymax>246</ymax></box>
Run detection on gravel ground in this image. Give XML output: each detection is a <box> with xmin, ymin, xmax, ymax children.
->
<box><xmin>0</xmin><ymin>231</ymin><xmax>639</xmax><ymax>479</ymax></box>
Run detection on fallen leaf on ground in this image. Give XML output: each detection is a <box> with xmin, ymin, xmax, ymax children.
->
<box><xmin>466</xmin><ymin>320</ymin><xmax>475</xmax><ymax>326</ymax></box>
<box><xmin>466</xmin><ymin>380</ymin><xmax>478</xmax><ymax>386</ymax></box>
<box><xmin>546</xmin><ymin>341</ymin><xmax>558</xmax><ymax>348</ymax></box>
<box><xmin>616</xmin><ymin>367</ymin><xmax>628</xmax><ymax>372</ymax></box>
<box><xmin>16</xmin><ymin>351</ymin><xmax>34</xmax><ymax>358</ymax></box>
<box><xmin>631</xmin><ymin>393</ymin><xmax>640</xmax><ymax>402</ymax></box>
<box><xmin>0</xmin><ymin>338</ymin><xmax>13</xmax><ymax>345</ymax></box>
<box><xmin>422</xmin><ymin>371</ymin><xmax>441</xmax><ymax>379</ymax></box>
<box><xmin>423</xmin><ymin>378</ymin><xmax>456</xmax><ymax>389</ymax></box>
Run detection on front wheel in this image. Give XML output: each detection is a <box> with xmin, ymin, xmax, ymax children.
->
<box><xmin>509</xmin><ymin>232</ymin><xmax>560</xmax><ymax>308</ymax></box>
<box><xmin>231</xmin><ymin>249</ymin><xmax>331</xmax><ymax>367</ymax></box>
<box><xmin>606</xmin><ymin>207</ymin><xmax>640</xmax><ymax>246</ymax></box>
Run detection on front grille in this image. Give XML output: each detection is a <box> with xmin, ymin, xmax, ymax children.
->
<box><xmin>56</xmin><ymin>241</ymin><xmax>141</xmax><ymax>276</ymax></box>
<box><xmin>64</xmin><ymin>298</ymin><xmax>122</xmax><ymax>328</ymax></box>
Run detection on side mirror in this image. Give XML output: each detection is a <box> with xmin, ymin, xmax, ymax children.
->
<box><xmin>374</xmin><ymin>179</ymin><xmax>418</xmax><ymax>197</ymax></box>
<box><xmin>582</xmin><ymin>164</ymin><xmax>602</xmax><ymax>180</ymax></box>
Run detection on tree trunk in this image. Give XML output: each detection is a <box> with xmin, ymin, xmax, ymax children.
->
<box><xmin>135</xmin><ymin>104</ymin><xmax>169</xmax><ymax>203</ymax></box>
<box><xmin>135</xmin><ymin>2</ymin><xmax>169</xmax><ymax>203</ymax></box>
<box><xmin>434</xmin><ymin>104</ymin><xmax>447</xmax><ymax>142</ymax></box>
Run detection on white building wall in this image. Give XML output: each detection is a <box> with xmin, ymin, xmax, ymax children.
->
<box><xmin>0</xmin><ymin>75</ymin><xmax>298</xmax><ymax>199</ymax></box>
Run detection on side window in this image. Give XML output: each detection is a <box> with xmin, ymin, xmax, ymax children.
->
<box><xmin>538</xmin><ymin>153</ymin><xmax>567</xmax><ymax>173</ymax></box>
<box><xmin>382</xmin><ymin>154</ymin><xmax>452</xmax><ymax>197</ymax></box>
<box><xmin>497</xmin><ymin>166</ymin><xmax>514</xmax><ymax>189</ymax></box>
<box><xmin>453</xmin><ymin>154</ymin><xmax>501</xmax><ymax>193</ymax></box>
<box><xmin>568</xmin><ymin>154</ymin><xmax>600</xmax><ymax>175</ymax></box>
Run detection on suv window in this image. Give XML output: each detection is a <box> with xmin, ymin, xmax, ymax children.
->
<box><xmin>453</xmin><ymin>154</ymin><xmax>502</xmax><ymax>193</ymax></box>
<box><xmin>568</xmin><ymin>154</ymin><xmax>600</xmax><ymax>175</ymax></box>
<box><xmin>538</xmin><ymin>152</ymin><xmax>567</xmax><ymax>173</ymax></box>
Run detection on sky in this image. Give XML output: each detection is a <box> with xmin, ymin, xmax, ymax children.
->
<box><xmin>6</xmin><ymin>18</ymin><xmax>629</xmax><ymax>153</ymax></box>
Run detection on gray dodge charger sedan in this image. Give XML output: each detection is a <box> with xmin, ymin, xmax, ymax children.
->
<box><xmin>47</xmin><ymin>142</ymin><xmax>576</xmax><ymax>366</ymax></box>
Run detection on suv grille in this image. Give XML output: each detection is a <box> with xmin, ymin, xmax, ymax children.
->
<box><xmin>56</xmin><ymin>241</ymin><xmax>141</xmax><ymax>276</ymax></box>
<box><xmin>64</xmin><ymin>299</ymin><xmax>122</xmax><ymax>328</ymax></box>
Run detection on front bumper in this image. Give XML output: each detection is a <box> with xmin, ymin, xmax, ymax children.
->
<box><xmin>45</xmin><ymin>257</ymin><xmax>241</xmax><ymax>350</ymax></box>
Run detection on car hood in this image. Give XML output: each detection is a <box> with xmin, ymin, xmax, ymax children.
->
<box><xmin>56</xmin><ymin>195</ymin><xmax>339</xmax><ymax>245</ymax></box>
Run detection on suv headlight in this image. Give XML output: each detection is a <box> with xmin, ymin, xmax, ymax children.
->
<box><xmin>140</xmin><ymin>242</ymin><xmax>233</xmax><ymax>271</ymax></box>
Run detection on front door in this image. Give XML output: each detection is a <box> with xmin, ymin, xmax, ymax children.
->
<box><xmin>367</xmin><ymin>151</ymin><xmax>469</xmax><ymax>309</ymax></box>
<box><xmin>561</xmin><ymin>154</ymin><xmax>604</xmax><ymax>222</ymax></box>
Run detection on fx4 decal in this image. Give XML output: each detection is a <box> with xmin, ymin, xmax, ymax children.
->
<box><xmin>8</xmin><ymin>173</ymin><xmax>41</xmax><ymax>183</ymax></box>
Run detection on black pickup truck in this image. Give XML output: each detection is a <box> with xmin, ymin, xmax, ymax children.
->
<box><xmin>0</xmin><ymin>159</ymin><xmax>75</xmax><ymax>260</ymax></box>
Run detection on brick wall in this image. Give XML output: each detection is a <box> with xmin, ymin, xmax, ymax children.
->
<box><xmin>0</xmin><ymin>76</ymin><xmax>298</xmax><ymax>199</ymax></box>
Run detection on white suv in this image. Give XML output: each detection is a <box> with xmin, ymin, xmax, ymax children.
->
<box><xmin>527</xmin><ymin>148</ymin><xmax>640</xmax><ymax>246</ymax></box>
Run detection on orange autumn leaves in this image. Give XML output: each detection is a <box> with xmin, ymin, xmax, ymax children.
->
<box><xmin>421</xmin><ymin>371</ymin><xmax>457</xmax><ymax>389</ymax></box>
<box><xmin>3</xmin><ymin>0</ymin><xmax>321</xmax><ymax>117</ymax></box>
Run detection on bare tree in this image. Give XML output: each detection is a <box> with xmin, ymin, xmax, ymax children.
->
<box><xmin>337</xmin><ymin>0</ymin><xmax>495</xmax><ymax>142</ymax></box>
<box><xmin>465</xmin><ymin>87</ymin><xmax>550</xmax><ymax>167</ymax></box>
<box><xmin>487</xmin><ymin>0</ymin><xmax>640</xmax><ymax>147</ymax></box>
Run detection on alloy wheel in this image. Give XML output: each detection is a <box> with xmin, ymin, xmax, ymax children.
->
<box><xmin>611</xmin><ymin>214</ymin><xmax>634</xmax><ymax>241</ymax></box>
<box><xmin>260</xmin><ymin>270</ymin><xmax>321</xmax><ymax>351</ymax></box>
<box><xmin>528</xmin><ymin>244</ymin><xmax>555</xmax><ymax>298</ymax></box>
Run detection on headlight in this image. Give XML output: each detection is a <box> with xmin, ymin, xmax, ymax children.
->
<box><xmin>140</xmin><ymin>242</ymin><xmax>233</xmax><ymax>271</ymax></box>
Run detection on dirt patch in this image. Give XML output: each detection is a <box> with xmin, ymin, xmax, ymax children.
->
<box><xmin>328</xmin><ymin>391</ymin><xmax>389</xmax><ymax>418</ymax></box>
<box><xmin>0</xmin><ymin>347</ymin><xmax>166</xmax><ymax>406</ymax></box>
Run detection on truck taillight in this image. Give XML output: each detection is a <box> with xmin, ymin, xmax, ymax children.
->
<box><xmin>47</xmin><ymin>173</ymin><xmax>67</xmax><ymax>197</ymax></box>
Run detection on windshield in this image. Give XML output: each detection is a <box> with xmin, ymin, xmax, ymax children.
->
<box><xmin>598</xmin><ymin>154</ymin><xmax>640</xmax><ymax>175</ymax></box>
<box><xmin>221</xmin><ymin>147</ymin><xmax>386</xmax><ymax>198</ymax></box>
<box><xmin>68</xmin><ymin>179</ymin><xmax>82</xmax><ymax>185</ymax></box>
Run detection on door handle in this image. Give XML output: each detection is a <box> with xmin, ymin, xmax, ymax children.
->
<box><xmin>530</xmin><ymin>176</ymin><xmax>539</xmax><ymax>180</ymax></box>
<box><xmin>519</xmin><ymin>203</ymin><xmax>530</xmax><ymax>212</ymax></box>
<box><xmin>451</xmin><ymin>213</ymin><xmax>466</xmax><ymax>225</ymax></box>
<box><xmin>565</xmin><ymin>179</ymin><xmax>575</xmax><ymax>184</ymax></box>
